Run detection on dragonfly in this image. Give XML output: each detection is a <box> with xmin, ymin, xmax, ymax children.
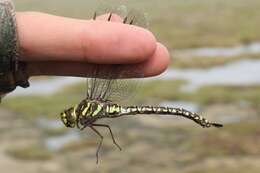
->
<box><xmin>60</xmin><ymin>11</ymin><xmax>223</xmax><ymax>164</ymax></box>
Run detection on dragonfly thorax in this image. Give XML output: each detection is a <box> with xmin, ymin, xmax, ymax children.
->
<box><xmin>60</xmin><ymin>100</ymin><xmax>107</xmax><ymax>129</ymax></box>
<box><xmin>81</xmin><ymin>100</ymin><xmax>104</xmax><ymax>117</ymax></box>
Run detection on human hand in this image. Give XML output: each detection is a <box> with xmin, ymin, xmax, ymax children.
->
<box><xmin>16</xmin><ymin>12</ymin><xmax>170</xmax><ymax>78</ymax></box>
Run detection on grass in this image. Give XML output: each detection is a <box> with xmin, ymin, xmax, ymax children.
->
<box><xmin>57</xmin><ymin>139</ymin><xmax>99</xmax><ymax>153</ymax></box>
<box><xmin>115</xmin><ymin>119</ymin><xmax>260</xmax><ymax>172</ymax></box>
<box><xmin>186</xmin><ymin>121</ymin><xmax>260</xmax><ymax>158</ymax></box>
<box><xmin>6</xmin><ymin>144</ymin><xmax>53</xmax><ymax>161</ymax></box>
<box><xmin>13</xmin><ymin>0</ymin><xmax>260</xmax><ymax>49</ymax></box>
<box><xmin>1</xmin><ymin>93</ymin><xmax>82</xmax><ymax>119</ymax></box>
<box><xmin>193</xmin><ymin>85</ymin><xmax>260</xmax><ymax>107</ymax></box>
<box><xmin>42</xmin><ymin>127</ymin><xmax>68</xmax><ymax>136</ymax></box>
<box><xmin>138</xmin><ymin>81</ymin><xmax>260</xmax><ymax>108</ymax></box>
<box><xmin>147</xmin><ymin>120</ymin><xmax>260</xmax><ymax>173</ymax></box>
<box><xmin>186</xmin><ymin>168</ymin><xmax>260</xmax><ymax>173</ymax></box>
<box><xmin>136</xmin><ymin>80</ymin><xmax>187</xmax><ymax>103</ymax></box>
<box><xmin>171</xmin><ymin>53</ymin><xmax>260</xmax><ymax>69</ymax></box>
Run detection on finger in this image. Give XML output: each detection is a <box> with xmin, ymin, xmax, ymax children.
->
<box><xmin>26</xmin><ymin>43</ymin><xmax>170</xmax><ymax>78</ymax></box>
<box><xmin>17</xmin><ymin>12</ymin><xmax>156</xmax><ymax>64</ymax></box>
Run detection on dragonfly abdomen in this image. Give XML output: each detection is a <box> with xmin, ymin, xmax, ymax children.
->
<box><xmin>118</xmin><ymin>106</ymin><xmax>223</xmax><ymax>128</ymax></box>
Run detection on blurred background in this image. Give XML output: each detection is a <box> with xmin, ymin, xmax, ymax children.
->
<box><xmin>1</xmin><ymin>0</ymin><xmax>260</xmax><ymax>172</ymax></box>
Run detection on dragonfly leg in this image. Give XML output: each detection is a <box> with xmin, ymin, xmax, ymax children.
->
<box><xmin>123</xmin><ymin>16</ymin><xmax>128</xmax><ymax>23</ymax></box>
<box><xmin>92</xmin><ymin>123</ymin><xmax>122</xmax><ymax>151</ymax></box>
<box><xmin>108</xmin><ymin>13</ymin><xmax>113</xmax><ymax>21</ymax></box>
<box><xmin>93</xmin><ymin>11</ymin><xmax>97</xmax><ymax>20</ymax></box>
<box><xmin>76</xmin><ymin>120</ymin><xmax>81</xmax><ymax>129</ymax></box>
<box><xmin>76</xmin><ymin>116</ymin><xmax>82</xmax><ymax>129</ymax></box>
<box><xmin>89</xmin><ymin>126</ymin><xmax>103</xmax><ymax>164</ymax></box>
<box><xmin>80</xmin><ymin>124</ymin><xmax>87</xmax><ymax>131</ymax></box>
<box><xmin>76</xmin><ymin>116</ymin><xmax>86</xmax><ymax>130</ymax></box>
<box><xmin>129</xmin><ymin>16</ymin><xmax>135</xmax><ymax>25</ymax></box>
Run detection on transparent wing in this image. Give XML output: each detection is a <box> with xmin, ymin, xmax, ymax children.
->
<box><xmin>85</xmin><ymin>3</ymin><xmax>148</xmax><ymax>103</ymax></box>
<box><xmin>86</xmin><ymin>64</ymin><xmax>142</xmax><ymax>103</ymax></box>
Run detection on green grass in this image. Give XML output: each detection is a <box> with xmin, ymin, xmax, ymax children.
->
<box><xmin>13</xmin><ymin>0</ymin><xmax>260</xmax><ymax>49</ymax></box>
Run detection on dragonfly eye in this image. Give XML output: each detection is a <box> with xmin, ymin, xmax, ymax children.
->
<box><xmin>60</xmin><ymin>112</ymin><xmax>68</xmax><ymax>126</ymax></box>
<box><xmin>60</xmin><ymin>111</ymin><xmax>75</xmax><ymax>128</ymax></box>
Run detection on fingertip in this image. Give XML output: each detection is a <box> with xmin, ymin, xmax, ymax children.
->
<box><xmin>158</xmin><ymin>42</ymin><xmax>171</xmax><ymax>72</ymax></box>
<box><xmin>142</xmin><ymin>42</ymin><xmax>171</xmax><ymax>77</ymax></box>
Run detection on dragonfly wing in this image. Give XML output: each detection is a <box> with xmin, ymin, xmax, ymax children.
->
<box><xmin>85</xmin><ymin>4</ymin><xmax>147</xmax><ymax>102</ymax></box>
<box><xmin>85</xmin><ymin>64</ymin><xmax>143</xmax><ymax>103</ymax></box>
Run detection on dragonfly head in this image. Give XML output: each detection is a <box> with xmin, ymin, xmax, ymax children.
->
<box><xmin>60</xmin><ymin>107</ymin><xmax>76</xmax><ymax>128</ymax></box>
